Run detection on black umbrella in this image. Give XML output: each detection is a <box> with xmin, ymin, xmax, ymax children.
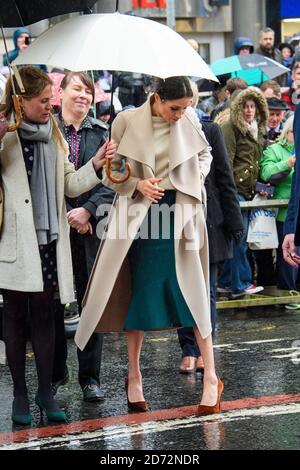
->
<box><xmin>0</xmin><ymin>0</ymin><xmax>98</xmax><ymax>27</ymax></box>
<box><xmin>0</xmin><ymin>1</ymin><xmax>98</xmax><ymax>132</ymax></box>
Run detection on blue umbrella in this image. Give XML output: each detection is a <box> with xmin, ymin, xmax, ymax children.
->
<box><xmin>211</xmin><ymin>53</ymin><xmax>289</xmax><ymax>85</ymax></box>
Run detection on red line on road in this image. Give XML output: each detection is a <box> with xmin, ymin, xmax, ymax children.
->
<box><xmin>1</xmin><ymin>392</ymin><xmax>300</xmax><ymax>445</ymax></box>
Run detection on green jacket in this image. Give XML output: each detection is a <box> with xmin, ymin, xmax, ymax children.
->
<box><xmin>221</xmin><ymin>120</ymin><xmax>264</xmax><ymax>200</ymax></box>
<box><xmin>260</xmin><ymin>139</ymin><xmax>295</xmax><ymax>222</ymax></box>
<box><xmin>220</xmin><ymin>87</ymin><xmax>268</xmax><ymax>200</ymax></box>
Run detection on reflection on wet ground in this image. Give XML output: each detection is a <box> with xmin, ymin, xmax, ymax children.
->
<box><xmin>0</xmin><ymin>306</ymin><xmax>300</xmax><ymax>449</ymax></box>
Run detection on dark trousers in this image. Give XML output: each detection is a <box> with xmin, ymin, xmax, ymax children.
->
<box><xmin>3</xmin><ymin>288</ymin><xmax>55</xmax><ymax>399</ymax></box>
<box><xmin>255</xmin><ymin>249</ymin><xmax>276</xmax><ymax>286</ymax></box>
<box><xmin>53</xmin><ymin>230</ymin><xmax>103</xmax><ymax>389</ymax></box>
<box><xmin>177</xmin><ymin>262</ymin><xmax>218</xmax><ymax>357</ymax></box>
<box><xmin>276</xmin><ymin>221</ymin><xmax>299</xmax><ymax>290</ymax></box>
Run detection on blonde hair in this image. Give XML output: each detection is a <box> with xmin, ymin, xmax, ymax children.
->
<box><xmin>279</xmin><ymin>115</ymin><xmax>294</xmax><ymax>142</ymax></box>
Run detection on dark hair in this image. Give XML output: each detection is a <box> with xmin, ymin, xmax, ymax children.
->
<box><xmin>96</xmin><ymin>100</ymin><xmax>111</xmax><ymax>117</ymax></box>
<box><xmin>60</xmin><ymin>72</ymin><xmax>95</xmax><ymax>103</ymax></box>
<box><xmin>152</xmin><ymin>76</ymin><xmax>193</xmax><ymax>101</ymax></box>
<box><xmin>225</xmin><ymin>78</ymin><xmax>248</xmax><ymax>95</ymax></box>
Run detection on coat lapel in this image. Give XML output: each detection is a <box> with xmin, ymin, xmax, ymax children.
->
<box><xmin>116</xmin><ymin>101</ymin><xmax>156</xmax><ymax>172</ymax></box>
<box><xmin>169</xmin><ymin>111</ymin><xmax>207</xmax><ymax>172</ymax></box>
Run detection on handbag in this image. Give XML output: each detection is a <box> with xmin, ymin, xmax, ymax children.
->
<box><xmin>246</xmin><ymin>195</ymin><xmax>278</xmax><ymax>250</ymax></box>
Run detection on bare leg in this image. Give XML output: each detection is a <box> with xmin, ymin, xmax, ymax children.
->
<box><xmin>126</xmin><ymin>330</ymin><xmax>145</xmax><ymax>403</ymax></box>
<box><xmin>194</xmin><ymin>327</ymin><xmax>219</xmax><ymax>406</ymax></box>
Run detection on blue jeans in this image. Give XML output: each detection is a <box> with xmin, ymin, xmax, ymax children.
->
<box><xmin>218</xmin><ymin>194</ymin><xmax>252</xmax><ymax>294</ymax></box>
<box><xmin>177</xmin><ymin>263</ymin><xmax>218</xmax><ymax>358</ymax></box>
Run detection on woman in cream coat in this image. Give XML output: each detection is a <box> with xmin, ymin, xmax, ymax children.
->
<box><xmin>0</xmin><ymin>66</ymin><xmax>116</xmax><ymax>424</ymax></box>
<box><xmin>76</xmin><ymin>77</ymin><xmax>223</xmax><ymax>414</ymax></box>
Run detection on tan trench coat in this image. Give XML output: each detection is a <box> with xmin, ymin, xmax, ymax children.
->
<box><xmin>75</xmin><ymin>100</ymin><xmax>212</xmax><ymax>350</ymax></box>
<box><xmin>0</xmin><ymin>121</ymin><xmax>101</xmax><ymax>303</ymax></box>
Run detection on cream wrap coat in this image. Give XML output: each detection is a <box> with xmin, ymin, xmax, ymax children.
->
<box><xmin>0</xmin><ymin>121</ymin><xmax>101</xmax><ymax>303</ymax></box>
<box><xmin>75</xmin><ymin>100</ymin><xmax>212</xmax><ymax>350</ymax></box>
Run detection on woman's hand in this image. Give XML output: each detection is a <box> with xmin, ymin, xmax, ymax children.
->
<box><xmin>92</xmin><ymin>139</ymin><xmax>117</xmax><ymax>171</ymax></box>
<box><xmin>283</xmin><ymin>234</ymin><xmax>300</xmax><ymax>267</ymax></box>
<box><xmin>0</xmin><ymin>113</ymin><xmax>8</xmax><ymax>141</ymax></box>
<box><xmin>76</xmin><ymin>222</ymin><xmax>93</xmax><ymax>235</ymax></box>
<box><xmin>136</xmin><ymin>178</ymin><xmax>165</xmax><ymax>203</ymax></box>
<box><xmin>287</xmin><ymin>156</ymin><xmax>296</xmax><ymax>168</ymax></box>
<box><xmin>67</xmin><ymin>208</ymin><xmax>93</xmax><ymax>235</ymax></box>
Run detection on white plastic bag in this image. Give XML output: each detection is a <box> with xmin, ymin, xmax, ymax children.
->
<box><xmin>246</xmin><ymin>195</ymin><xmax>278</xmax><ymax>250</ymax></box>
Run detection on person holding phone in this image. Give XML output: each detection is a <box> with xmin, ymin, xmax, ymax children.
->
<box><xmin>2</xmin><ymin>28</ymin><xmax>47</xmax><ymax>72</ymax></box>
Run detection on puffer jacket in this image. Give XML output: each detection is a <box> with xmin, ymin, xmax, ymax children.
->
<box><xmin>220</xmin><ymin>87</ymin><xmax>269</xmax><ymax>200</ymax></box>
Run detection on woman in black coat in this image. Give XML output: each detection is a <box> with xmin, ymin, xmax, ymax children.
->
<box><xmin>52</xmin><ymin>72</ymin><xmax>115</xmax><ymax>401</ymax></box>
<box><xmin>178</xmin><ymin>120</ymin><xmax>244</xmax><ymax>373</ymax></box>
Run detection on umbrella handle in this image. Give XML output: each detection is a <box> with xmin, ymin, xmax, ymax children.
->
<box><xmin>105</xmin><ymin>158</ymin><xmax>131</xmax><ymax>184</ymax></box>
<box><xmin>7</xmin><ymin>95</ymin><xmax>22</xmax><ymax>132</ymax></box>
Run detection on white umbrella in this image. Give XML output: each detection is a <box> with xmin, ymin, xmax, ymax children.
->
<box><xmin>13</xmin><ymin>13</ymin><xmax>217</xmax><ymax>81</ymax></box>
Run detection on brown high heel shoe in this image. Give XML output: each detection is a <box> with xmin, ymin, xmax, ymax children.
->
<box><xmin>197</xmin><ymin>377</ymin><xmax>224</xmax><ymax>416</ymax></box>
<box><xmin>125</xmin><ymin>378</ymin><xmax>148</xmax><ymax>412</ymax></box>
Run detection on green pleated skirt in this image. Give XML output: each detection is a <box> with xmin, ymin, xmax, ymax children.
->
<box><xmin>124</xmin><ymin>190</ymin><xmax>196</xmax><ymax>330</ymax></box>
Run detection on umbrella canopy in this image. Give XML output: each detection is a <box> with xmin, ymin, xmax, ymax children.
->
<box><xmin>0</xmin><ymin>0</ymin><xmax>98</xmax><ymax>27</ymax></box>
<box><xmin>13</xmin><ymin>13</ymin><xmax>218</xmax><ymax>81</ymax></box>
<box><xmin>211</xmin><ymin>53</ymin><xmax>289</xmax><ymax>85</ymax></box>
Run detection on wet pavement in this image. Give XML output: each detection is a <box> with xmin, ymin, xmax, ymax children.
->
<box><xmin>0</xmin><ymin>305</ymin><xmax>300</xmax><ymax>450</ymax></box>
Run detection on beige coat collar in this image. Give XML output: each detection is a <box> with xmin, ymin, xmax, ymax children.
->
<box><xmin>116</xmin><ymin>98</ymin><xmax>207</xmax><ymax>173</ymax></box>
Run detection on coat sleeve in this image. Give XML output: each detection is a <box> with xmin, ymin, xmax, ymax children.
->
<box><xmin>220</xmin><ymin>121</ymin><xmax>237</xmax><ymax>167</ymax></box>
<box><xmin>64</xmin><ymin>154</ymin><xmax>102</xmax><ymax>198</ymax></box>
<box><xmin>80</xmin><ymin>130</ymin><xmax>115</xmax><ymax>219</ymax></box>
<box><xmin>82</xmin><ymin>183</ymin><xmax>115</xmax><ymax>220</ymax></box>
<box><xmin>187</xmin><ymin>108</ymin><xmax>212</xmax><ymax>179</ymax></box>
<box><xmin>284</xmin><ymin>103</ymin><xmax>300</xmax><ymax>235</ymax></box>
<box><xmin>260</xmin><ymin>144</ymin><xmax>291</xmax><ymax>182</ymax></box>
<box><xmin>209</xmin><ymin>123</ymin><xmax>243</xmax><ymax>232</ymax></box>
<box><xmin>103</xmin><ymin>112</ymin><xmax>142</xmax><ymax>197</ymax></box>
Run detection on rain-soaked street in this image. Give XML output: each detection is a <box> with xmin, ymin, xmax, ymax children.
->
<box><xmin>0</xmin><ymin>304</ymin><xmax>300</xmax><ymax>451</ymax></box>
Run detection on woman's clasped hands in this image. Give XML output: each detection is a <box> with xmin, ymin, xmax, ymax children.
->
<box><xmin>137</xmin><ymin>178</ymin><xmax>165</xmax><ymax>203</ymax></box>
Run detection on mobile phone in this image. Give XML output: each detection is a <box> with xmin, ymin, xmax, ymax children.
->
<box><xmin>255</xmin><ymin>182</ymin><xmax>275</xmax><ymax>196</ymax></box>
<box><xmin>25</xmin><ymin>36</ymin><xmax>30</xmax><ymax>45</ymax></box>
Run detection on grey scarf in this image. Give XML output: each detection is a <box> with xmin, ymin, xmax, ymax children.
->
<box><xmin>19</xmin><ymin>119</ymin><xmax>58</xmax><ymax>245</ymax></box>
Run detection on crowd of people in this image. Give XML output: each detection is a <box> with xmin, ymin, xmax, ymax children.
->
<box><xmin>0</xmin><ymin>24</ymin><xmax>300</xmax><ymax>425</ymax></box>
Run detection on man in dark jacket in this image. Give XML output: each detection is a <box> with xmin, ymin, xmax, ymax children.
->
<box><xmin>255</xmin><ymin>27</ymin><xmax>281</xmax><ymax>62</ymax></box>
<box><xmin>178</xmin><ymin>120</ymin><xmax>244</xmax><ymax>373</ymax></box>
<box><xmin>52</xmin><ymin>72</ymin><xmax>115</xmax><ymax>402</ymax></box>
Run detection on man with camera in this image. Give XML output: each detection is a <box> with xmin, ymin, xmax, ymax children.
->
<box><xmin>2</xmin><ymin>28</ymin><xmax>47</xmax><ymax>72</ymax></box>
